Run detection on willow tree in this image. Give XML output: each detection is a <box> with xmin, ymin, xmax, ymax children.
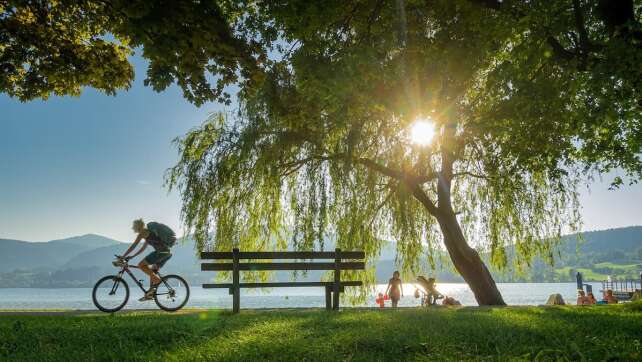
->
<box><xmin>166</xmin><ymin>0</ymin><xmax>636</xmax><ymax>305</ymax></box>
<box><xmin>5</xmin><ymin>0</ymin><xmax>641</xmax><ymax>305</ymax></box>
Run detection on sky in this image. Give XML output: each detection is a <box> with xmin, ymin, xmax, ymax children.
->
<box><xmin>1</xmin><ymin>58</ymin><xmax>641</xmax><ymax>243</ymax></box>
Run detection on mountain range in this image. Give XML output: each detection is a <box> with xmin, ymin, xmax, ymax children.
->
<box><xmin>0</xmin><ymin>226</ymin><xmax>641</xmax><ymax>287</ymax></box>
<box><xmin>0</xmin><ymin>234</ymin><xmax>121</xmax><ymax>274</ymax></box>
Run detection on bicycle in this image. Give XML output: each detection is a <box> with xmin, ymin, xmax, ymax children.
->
<box><xmin>92</xmin><ymin>255</ymin><xmax>190</xmax><ymax>313</ymax></box>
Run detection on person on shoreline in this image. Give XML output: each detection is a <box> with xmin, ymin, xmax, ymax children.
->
<box><xmin>604</xmin><ymin>289</ymin><xmax>619</xmax><ymax>304</ymax></box>
<box><xmin>385</xmin><ymin>271</ymin><xmax>403</xmax><ymax>308</ymax></box>
<box><xmin>587</xmin><ymin>292</ymin><xmax>597</xmax><ymax>305</ymax></box>
<box><xmin>442</xmin><ymin>296</ymin><xmax>461</xmax><ymax>306</ymax></box>
<box><xmin>375</xmin><ymin>293</ymin><xmax>389</xmax><ymax>308</ymax></box>
<box><xmin>576</xmin><ymin>290</ymin><xmax>590</xmax><ymax>305</ymax></box>
<box><xmin>425</xmin><ymin>277</ymin><xmax>442</xmax><ymax>305</ymax></box>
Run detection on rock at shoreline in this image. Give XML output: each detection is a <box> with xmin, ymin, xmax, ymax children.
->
<box><xmin>546</xmin><ymin>294</ymin><xmax>566</xmax><ymax>305</ymax></box>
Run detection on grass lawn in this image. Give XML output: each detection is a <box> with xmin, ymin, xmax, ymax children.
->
<box><xmin>575</xmin><ymin>268</ymin><xmax>609</xmax><ymax>281</ymax></box>
<box><xmin>1</xmin><ymin>304</ymin><xmax>641</xmax><ymax>361</ymax></box>
<box><xmin>593</xmin><ymin>262</ymin><xmax>642</xmax><ymax>270</ymax></box>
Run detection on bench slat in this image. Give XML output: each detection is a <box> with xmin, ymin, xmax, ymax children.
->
<box><xmin>200</xmin><ymin>251</ymin><xmax>365</xmax><ymax>260</ymax></box>
<box><xmin>201</xmin><ymin>261</ymin><xmax>365</xmax><ymax>271</ymax></box>
<box><xmin>202</xmin><ymin>281</ymin><xmax>363</xmax><ymax>289</ymax></box>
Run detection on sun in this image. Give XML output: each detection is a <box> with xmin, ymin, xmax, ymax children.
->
<box><xmin>410</xmin><ymin>119</ymin><xmax>436</xmax><ymax>145</ymax></box>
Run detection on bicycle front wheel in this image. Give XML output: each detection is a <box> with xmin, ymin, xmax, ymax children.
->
<box><xmin>92</xmin><ymin>275</ymin><xmax>130</xmax><ymax>313</ymax></box>
<box><xmin>154</xmin><ymin>274</ymin><xmax>190</xmax><ymax>312</ymax></box>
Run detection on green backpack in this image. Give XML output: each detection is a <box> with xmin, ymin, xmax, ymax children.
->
<box><xmin>147</xmin><ymin>222</ymin><xmax>177</xmax><ymax>249</ymax></box>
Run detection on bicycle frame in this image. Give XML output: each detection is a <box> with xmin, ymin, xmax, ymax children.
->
<box><xmin>109</xmin><ymin>262</ymin><xmax>175</xmax><ymax>298</ymax></box>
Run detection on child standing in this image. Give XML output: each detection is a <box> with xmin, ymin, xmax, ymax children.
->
<box><xmin>386</xmin><ymin>271</ymin><xmax>404</xmax><ymax>308</ymax></box>
<box><xmin>376</xmin><ymin>293</ymin><xmax>386</xmax><ymax>308</ymax></box>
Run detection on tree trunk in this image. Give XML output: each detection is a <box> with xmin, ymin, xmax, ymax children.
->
<box><xmin>435</xmin><ymin>208</ymin><xmax>506</xmax><ymax>305</ymax></box>
<box><xmin>430</xmin><ymin>122</ymin><xmax>505</xmax><ymax>305</ymax></box>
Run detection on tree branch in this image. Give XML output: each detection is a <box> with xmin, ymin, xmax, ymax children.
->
<box><xmin>453</xmin><ymin>171</ymin><xmax>491</xmax><ymax>180</ymax></box>
<box><xmin>355</xmin><ymin>158</ymin><xmax>407</xmax><ymax>180</ymax></box>
<box><xmin>468</xmin><ymin>0</ymin><xmax>502</xmax><ymax>10</ymax></box>
<box><xmin>277</xmin><ymin>153</ymin><xmax>440</xmax><ymax>215</ymax></box>
<box><xmin>356</xmin><ymin>158</ymin><xmax>439</xmax><ymax>216</ymax></box>
<box><xmin>546</xmin><ymin>36</ymin><xmax>576</xmax><ymax>62</ymax></box>
<box><xmin>573</xmin><ymin>0</ymin><xmax>590</xmax><ymax>52</ymax></box>
<box><xmin>410</xmin><ymin>184</ymin><xmax>440</xmax><ymax>217</ymax></box>
<box><xmin>355</xmin><ymin>158</ymin><xmax>437</xmax><ymax>184</ymax></box>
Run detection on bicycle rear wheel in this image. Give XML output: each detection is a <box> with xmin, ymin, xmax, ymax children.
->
<box><xmin>92</xmin><ymin>275</ymin><xmax>130</xmax><ymax>313</ymax></box>
<box><xmin>154</xmin><ymin>274</ymin><xmax>190</xmax><ymax>312</ymax></box>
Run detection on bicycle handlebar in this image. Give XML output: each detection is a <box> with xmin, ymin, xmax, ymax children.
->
<box><xmin>112</xmin><ymin>255</ymin><xmax>128</xmax><ymax>267</ymax></box>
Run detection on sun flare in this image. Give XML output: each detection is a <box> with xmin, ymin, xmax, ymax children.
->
<box><xmin>410</xmin><ymin>119</ymin><xmax>436</xmax><ymax>145</ymax></box>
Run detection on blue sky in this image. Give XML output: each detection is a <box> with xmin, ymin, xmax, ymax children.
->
<box><xmin>1</xmin><ymin>58</ymin><xmax>641</xmax><ymax>242</ymax></box>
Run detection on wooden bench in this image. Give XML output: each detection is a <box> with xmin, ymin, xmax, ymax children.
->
<box><xmin>200</xmin><ymin>248</ymin><xmax>365</xmax><ymax>313</ymax></box>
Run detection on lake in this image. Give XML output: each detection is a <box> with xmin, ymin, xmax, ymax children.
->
<box><xmin>0</xmin><ymin>282</ymin><xmax>602</xmax><ymax>310</ymax></box>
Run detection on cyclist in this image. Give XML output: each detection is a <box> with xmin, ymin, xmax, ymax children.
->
<box><xmin>121</xmin><ymin>219</ymin><xmax>176</xmax><ymax>301</ymax></box>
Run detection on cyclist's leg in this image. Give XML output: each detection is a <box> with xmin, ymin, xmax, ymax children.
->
<box><xmin>139</xmin><ymin>253</ymin><xmax>162</xmax><ymax>285</ymax></box>
<box><xmin>155</xmin><ymin>252</ymin><xmax>172</xmax><ymax>270</ymax></box>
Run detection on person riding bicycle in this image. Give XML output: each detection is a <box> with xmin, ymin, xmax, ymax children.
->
<box><xmin>121</xmin><ymin>219</ymin><xmax>176</xmax><ymax>301</ymax></box>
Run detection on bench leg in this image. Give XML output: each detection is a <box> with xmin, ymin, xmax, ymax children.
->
<box><xmin>325</xmin><ymin>286</ymin><xmax>332</xmax><ymax>310</ymax></box>
<box><xmin>232</xmin><ymin>248</ymin><xmax>240</xmax><ymax>313</ymax></box>
<box><xmin>333</xmin><ymin>249</ymin><xmax>341</xmax><ymax>310</ymax></box>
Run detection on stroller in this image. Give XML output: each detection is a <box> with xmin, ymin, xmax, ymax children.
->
<box><xmin>414</xmin><ymin>276</ymin><xmax>444</xmax><ymax>306</ymax></box>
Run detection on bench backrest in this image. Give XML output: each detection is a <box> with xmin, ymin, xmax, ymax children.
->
<box><xmin>200</xmin><ymin>249</ymin><xmax>365</xmax><ymax>271</ymax></box>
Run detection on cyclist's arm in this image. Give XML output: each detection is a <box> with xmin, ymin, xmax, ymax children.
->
<box><xmin>122</xmin><ymin>234</ymin><xmax>143</xmax><ymax>258</ymax></box>
<box><xmin>128</xmin><ymin>241</ymin><xmax>148</xmax><ymax>259</ymax></box>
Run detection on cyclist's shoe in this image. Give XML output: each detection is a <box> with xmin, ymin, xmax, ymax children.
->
<box><xmin>138</xmin><ymin>288</ymin><xmax>156</xmax><ymax>302</ymax></box>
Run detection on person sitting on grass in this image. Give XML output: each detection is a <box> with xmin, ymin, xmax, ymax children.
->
<box><xmin>576</xmin><ymin>290</ymin><xmax>590</xmax><ymax>305</ymax></box>
<box><xmin>385</xmin><ymin>271</ymin><xmax>403</xmax><ymax>308</ymax></box>
<box><xmin>442</xmin><ymin>296</ymin><xmax>461</xmax><ymax>306</ymax></box>
<box><xmin>604</xmin><ymin>289</ymin><xmax>619</xmax><ymax>304</ymax></box>
<box><xmin>417</xmin><ymin>276</ymin><xmax>443</xmax><ymax>306</ymax></box>
<box><xmin>121</xmin><ymin>219</ymin><xmax>176</xmax><ymax>301</ymax></box>
<box><xmin>587</xmin><ymin>292</ymin><xmax>597</xmax><ymax>305</ymax></box>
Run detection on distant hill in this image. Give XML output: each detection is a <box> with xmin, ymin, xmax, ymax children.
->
<box><xmin>0</xmin><ymin>234</ymin><xmax>122</xmax><ymax>274</ymax></box>
<box><xmin>561</xmin><ymin>226</ymin><xmax>642</xmax><ymax>254</ymax></box>
<box><xmin>490</xmin><ymin>226</ymin><xmax>642</xmax><ymax>282</ymax></box>
<box><xmin>49</xmin><ymin>234</ymin><xmax>121</xmax><ymax>249</ymax></box>
<box><xmin>0</xmin><ymin>226</ymin><xmax>640</xmax><ymax>287</ymax></box>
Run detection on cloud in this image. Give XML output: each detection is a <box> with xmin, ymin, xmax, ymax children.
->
<box><xmin>136</xmin><ymin>180</ymin><xmax>151</xmax><ymax>185</ymax></box>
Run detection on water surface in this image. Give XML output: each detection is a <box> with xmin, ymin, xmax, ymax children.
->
<box><xmin>0</xmin><ymin>282</ymin><xmax>601</xmax><ymax>310</ymax></box>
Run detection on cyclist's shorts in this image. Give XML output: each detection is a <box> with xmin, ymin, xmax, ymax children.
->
<box><xmin>143</xmin><ymin>251</ymin><xmax>172</xmax><ymax>268</ymax></box>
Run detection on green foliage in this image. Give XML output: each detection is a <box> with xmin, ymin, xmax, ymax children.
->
<box><xmin>0</xmin><ymin>1</ymin><xmax>133</xmax><ymax>100</ymax></box>
<box><xmin>1</xmin><ymin>1</ymin><xmax>261</xmax><ymax>104</ymax></box>
<box><xmin>1</xmin><ymin>307</ymin><xmax>641</xmax><ymax>361</ymax></box>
